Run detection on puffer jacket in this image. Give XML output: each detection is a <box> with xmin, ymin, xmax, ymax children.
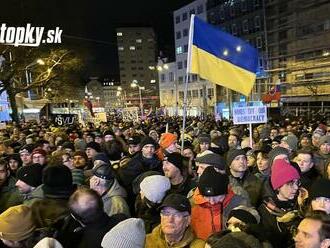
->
<box><xmin>189</xmin><ymin>187</ymin><xmax>249</xmax><ymax>240</ymax></box>
<box><xmin>145</xmin><ymin>225</ymin><xmax>205</xmax><ymax>248</ymax></box>
<box><xmin>102</xmin><ymin>178</ymin><xmax>130</xmax><ymax>217</ymax></box>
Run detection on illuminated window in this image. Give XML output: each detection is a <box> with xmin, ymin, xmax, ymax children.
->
<box><xmin>117</xmin><ymin>32</ymin><xmax>123</xmax><ymax>36</ymax></box>
<box><xmin>129</xmin><ymin>46</ymin><xmax>136</xmax><ymax>50</ymax></box>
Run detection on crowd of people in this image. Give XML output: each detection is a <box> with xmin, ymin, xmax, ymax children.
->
<box><xmin>0</xmin><ymin>115</ymin><xmax>329</xmax><ymax>248</ymax></box>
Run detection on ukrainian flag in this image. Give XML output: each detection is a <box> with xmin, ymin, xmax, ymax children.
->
<box><xmin>188</xmin><ymin>15</ymin><xmax>259</xmax><ymax>96</ymax></box>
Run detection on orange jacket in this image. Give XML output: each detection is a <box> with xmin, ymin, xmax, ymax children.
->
<box><xmin>190</xmin><ymin>188</ymin><xmax>236</xmax><ymax>240</ymax></box>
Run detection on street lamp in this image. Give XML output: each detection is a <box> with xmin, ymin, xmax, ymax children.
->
<box><xmin>131</xmin><ymin>80</ymin><xmax>145</xmax><ymax>118</ymax></box>
<box><xmin>25</xmin><ymin>59</ymin><xmax>45</xmax><ymax>99</ymax></box>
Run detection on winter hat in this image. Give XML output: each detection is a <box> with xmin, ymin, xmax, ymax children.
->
<box><xmin>226</xmin><ymin>149</ymin><xmax>246</xmax><ymax>167</ymax></box>
<box><xmin>128</xmin><ymin>135</ymin><xmax>141</xmax><ymax>145</ymax></box>
<box><xmin>268</xmin><ymin>146</ymin><xmax>290</xmax><ymax>166</ymax></box>
<box><xmin>19</xmin><ymin>144</ymin><xmax>34</xmax><ymax>154</ymax></box>
<box><xmin>103</xmin><ymin>130</ymin><xmax>115</xmax><ymax>137</ymax></box>
<box><xmin>319</xmin><ymin>135</ymin><xmax>330</xmax><ymax>147</ymax></box>
<box><xmin>16</xmin><ymin>164</ymin><xmax>43</xmax><ymax>187</ymax></box>
<box><xmin>228</xmin><ymin>205</ymin><xmax>260</xmax><ymax>225</ymax></box>
<box><xmin>31</xmin><ymin>148</ymin><xmax>47</xmax><ymax>158</ymax></box>
<box><xmin>132</xmin><ymin>171</ymin><xmax>162</xmax><ymax>195</ymax></box>
<box><xmin>42</xmin><ymin>165</ymin><xmax>75</xmax><ymax>199</ymax></box>
<box><xmin>73</xmin><ymin>151</ymin><xmax>88</xmax><ymax>161</ymax></box>
<box><xmin>140</xmin><ymin>136</ymin><xmax>156</xmax><ymax>148</ymax></box>
<box><xmin>74</xmin><ymin>139</ymin><xmax>86</xmax><ymax>151</ymax></box>
<box><xmin>309</xmin><ymin>179</ymin><xmax>330</xmax><ymax>200</ymax></box>
<box><xmin>160</xmin><ymin>193</ymin><xmax>191</xmax><ymax>213</ymax></box>
<box><xmin>198</xmin><ymin>134</ymin><xmax>211</xmax><ymax>144</ymax></box>
<box><xmin>101</xmin><ymin>218</ymin><xmax>145</xmax><ymax>248</ymax></box>
<box><xmin>195</xmin><ymin>153</ymin><xmax>226</xmax><ymax>171</ymax></box>
<box><xmin>164</xmin><ymin>152</ymin><xmax>186</xmax><ymax>173</ymax></box>
<box><xmin>62</xmin><ymin>141</ymin><xmax>75</xmax><ymax>151</ymax></box>
<box><xmin>92</xmin><ymin>153</ymin><xmax>109</xmax><ymax>165</ymax></box>
<box><xmin>140</xmin><ymin>175</ymin><xmax>171</xmax><ymax>203</ymax></box>
<box><xmin>0</xmin><ymin>205</ymin><xmax>35</xmax><ymax>241</ymax></box>
<box><xmin>93</xmin><ymin>164</ymin><xmax>114</xmax><ymax>181</ymax></box>
<box><xmin>34</xmin><ymin>237</ymin><xmax>63</xmax><ymax>248</ymax></box>
<box><xmin>271</xmin><ymin>159</ymin><xmax>300</xmax><ymax>190</ymax></box>
<box><xmin>86</xmin><ymin>141</ymin><xmax>101</xmax><ymax>153</ymax></box>
<box><xmin>159</xmin><ymin>133</ymin><xmax>177</xmax><ymax>149</ymax></box>
<box><xmin>281</xmin><ymin>135</ymin><xmax>298</xmax><ymax>151</ymax></box>
<box><xmin>198</xmin><ymin>166</ymin><xmax>229</xmax><ymax>196</ymax></box>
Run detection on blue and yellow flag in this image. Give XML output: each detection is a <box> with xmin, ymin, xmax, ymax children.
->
<box><xmin>188</xmin><ymin>15</ymin><xmax>258</xmax><ymax>96</ymax></box>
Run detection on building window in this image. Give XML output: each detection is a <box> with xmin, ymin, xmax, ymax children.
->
<box><xmin>176</xmin><ymin>31</ymin><xmax>181</xmax><ymax>39</ymax></box>
<box><xmin>182</xmin><ymin>12</ymin><xmax>188</xmax><ymax>21</ymax></box>
<box><xmin>161</xmin><ymin>74</ymin><xmax>165</xmax><ymax>82</ymax></box>
<box><xmin>131</xmin><ymin>67</ymin><xmax>137</xmax><ymax>70</ymax></box>
<box><xmin>241</xmin><ymin>0</ymin><xmax>247</xmax><ymax>11</ymax></box>
<box><xmin>200</xmin><ymin>89</ymin><xmax>203</xmax><ymax>97</ymax></box>
<box><xmin>197</xmin><ymin>4</ymin><xmax>204</xmax><ymax>14</ymax></box>
<box><xmin>184</xmin><ymin>44</ymin><xmax>188</xmax><ymax>53</ymax></box>
<box><xmin>176</xmin><ymin>46</ymin><xmax>183</xmax><ymax>54</ymax></box>
<box><xmin>183</xmin><ymin>28</ymin><xmax>189</xmax><ymax>37</ymax></box>
<box><xmin>131</xmin><ymin>60</ymin><xmax>136</xmax><ymax>63</ymax></box>
<box><xmin>192</xmin><ymin>90</ymin><xmax>199</xmax><ymax>98</ymax></box>
<box><xmin>178</xmin><ymin>76</ymin><xmax>183</xmax><ymax>83</ymax></box>
<box><xmin>254</xmin><ymin>16</ymin><xmax>261</xmax><ymax>29</ymax></box>
<box><xmin>136</xmin><ymin>39</ymin><xmax>142</xmax><ymax>43</ymax></box>
<box><xmin>256</xmin><ymin>37</ymin><xmax>262</xmax><ymax>48</ymax></box>
<box><xmin>243</xmin><ymin>19</ymin><xmax>249</xmax><ymax>33</ymax></box>
<box><xmin>184</xmin><ymin>60</ymin><xmax>187</xmax><ymax>68</ymax></box>
<box><xmin>179</xmin><ymin>91</ymin><xmax>184</xmax><ymax>99</ymax></box>
<box><xmin>177</xmin><ymin>61</ymin><xmax>183</xmax><ymax>70</ymax></box>
<box><xmin>175</xmin><ymin>15</ymin><xmax>180</xmax><ymax>24</ymax></box>
<box><xmin>208</xmin><ymin>88</ymin><xmax>214</xmax><ymax>97</ymax></box>
<box><xmin>187</xmin><ymin>90</ymin><xmax>192</xmax><ymax>98</ymax></box>
<box><xmin>169</xmin><ymin>72</ymin><xmax>174</xmax><ymax>81</ymax></box>
<box><xmin>189</xmin><ymin>9</ymin><xmax>195</xmax><ymax>16</ymax></box>
<box><xmin>150</xmin><ymin>79</ymin><xmax>156</xmax><ymax>84</ymax></box>
<box><xmin>117</xmin><ymin>32</ymin><xmax>123</xmax><ymax>36</ymax></box>
<box><xmin>192</xmin><ymin>74</ymin><xmax>198</xmax><ymax>81</ymax></box>
<box><xmin>118</xmin><ymin>46</ymin><xmax>124</xmax><ymax>51</ymax></box>
<box><xmin>129</xmin><ymin>46</ymin><xmax>136</xmax><ymax>50</ymax></box>
<box><xmin>231</xmin><ymin>24</ymin><xmax>237</xmax><ymax>35</ymax></box>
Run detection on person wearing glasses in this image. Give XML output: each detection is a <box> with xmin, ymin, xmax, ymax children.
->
<box><xmin>258</xmin><ymin>159</ymin><xmax>301</xmax><ymax>247</ymax></box>
<box><xmin>145</xmin><ymin>193</ymin><xmax>205</xmax><ymax>247</ymax></box>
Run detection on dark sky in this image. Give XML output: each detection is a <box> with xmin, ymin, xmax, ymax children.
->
<box><xmin>2</xmin><ymin>0</ymin><xmax>193</xmax><ymax>79</ymax></box>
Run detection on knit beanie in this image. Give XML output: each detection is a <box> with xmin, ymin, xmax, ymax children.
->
<box><xmin>164</xmin><ymin>152</ymin><xmax>186</xmax><ymax>173</ymax></box>
<box><xmin>281</xmin><ymin>135</ymin><xmax>298</xmax><ymax>151</ymax></box>
<box><xmin>103</xmin><ymin>130</ymin><xmax>115</xmax><ymax>137</ymax></box>
<box><xmin>198</xmin><ymin>166</ymin><xmax>229</xmax><ymax>196</ymax></box>
<box><xmin>271</xmin><ymin>159</ymin><xmax>300</xmax><ymax>190</ymax></box>
<box><xmin>228</xmin><ymin>205</ymin><xmax>260</xmax><ymax>225</ymax></box>
<box><xmin>309</xmin><ymin>179</ymin><xmax>330</xmax><ymax>200</ymax></box>
<box><xmin>101</xmin><ymin>218</ymin><xmax>146</xmax><ymax>248</ymax></box>
<box><xmin>42</xmin><ymin>165</ymin><xmax>75</xmax><ymax>199</ymax></box>
<box><xmin>73</xmin><ymin>151</ymin><xmax>88</xmax><ymax>161</ymax></box>
<box><xmin>92</xmin><ymin>153</ymin><xmax>109</xmax><ymax>165</ymax></box>
<box><xmin>0</xmin><ymin>205</ymin><xmax>36</xmax><ymax>241</ymax></box>
<box><xmin>159</xmin><ymin>133</ymin><xmax>177</xmax><ymax>149</ymax></box>
<box><xmin>140</xmin><ymin>175</ymin><xmax>171</xmax><ymax>203</ymax></box>
<box><xmin>31</xmin><ymin>148</ymin><xmax>47</xmax><ymax>158</ymax></box>
<box><xmin>86</xmin><ymin>141</ymin><xmax>101</xmax><ymax>152</ymax></box>
<box><xmin>140</xmin><ymin>136</ymin><xmax>156</xmax><ymax>148</ymax></box>
<box><xmin>268</xmin><ymin>146</ymin><xmax>290</xmax><ymax>166</ymax></box>
<box><xmin>62</xmin><ymin>141</ymin><xmax>75</xmax><ymax>151</ymax></box>
<box><xmin>226</xmin><ymin>149</ymin><xmax>246</xmax><ymax>167</ymax></box>
<box><xmin>34</xmin><ymin>237</ymin><xmax>63</xmax><ymax>248</ymax></box>
<box><xmin>16</xmin><ymin>164</ymin><xmax>43</xmax><ymax>187</ymax></box>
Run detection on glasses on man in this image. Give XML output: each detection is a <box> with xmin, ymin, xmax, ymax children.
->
<box><xmin>286</xmin><ymin>179</ymin><xmax>301</xmax><ymax>188</ymax></box>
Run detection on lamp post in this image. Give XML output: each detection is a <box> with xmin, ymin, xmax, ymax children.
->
<box><xmin>131</xmin><ymin>80</ymin><xmax>145</xmax><ymax>118</ymax></box>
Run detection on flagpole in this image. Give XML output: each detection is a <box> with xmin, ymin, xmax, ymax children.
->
<box><xmin>181</xmin><ymin>14</ymin><xmax>195</xmax><ymax>150</ymax></box>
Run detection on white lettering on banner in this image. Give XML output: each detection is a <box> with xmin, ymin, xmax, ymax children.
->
<box><xmin>233</xmin><ymin>106</ymin><xmax>267</xmax><ymax>125</ymax></box>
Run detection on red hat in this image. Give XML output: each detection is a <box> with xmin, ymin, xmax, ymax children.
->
<box><xmin>159</xmin><ymin>133</ymin><xmax>177</xmax><ymax>149</ymax></box>
<box><xmin>271</xmin><ymin>159</ymin><xmax>300</xmax><ymax>190</ymax></box>
<box><xmin>31</xmin><ymin>148</ymin><xmax>47</xmax><ymax>158</ymax></box>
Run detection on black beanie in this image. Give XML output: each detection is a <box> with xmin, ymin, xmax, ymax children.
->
<box><xmin>16</xmin><ymin>164</ymin><xmax>43</xmax><ymax>187</ymax></box>
<box><xmin>164</xmin><ymin>152</ymin><xmax>185</xmax><ymax>173</ymax></box>
<box><xmin>86</xmin><ymin>142</ymin><xmax>101</xmax><ymax>153</ymax></box>
<box><xmin>226</xmin><ymin>149</ymin><xmax>246</xmax><ymax>167</ymax></box>
<box><xmin>310</xmin><ymin>179</ymin><xmax>330</xmax><ymax>200</ymax></box>
<box><xmin>198</xmin><ymin>166</ymin><xmax>229</xmax><ymax>196</ymax></box>
<box><xmin>140</xmin><ymin>136</ymin><xmax>156</xmax><ymax>148</ymax></box>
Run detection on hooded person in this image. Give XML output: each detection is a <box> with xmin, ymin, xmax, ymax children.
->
<box><xmin>101</xmin><ymin>218</ymin><xmax>146</xmax><ymax>248</ymax></box>
<box><xmin>190</xmin><ymin>166</ymin><xmax>249</xmax><ymax>240</ymax></box>
<box><xmin>135</xmin><ymin>175</ymin><xmax>171</xmax><ymax>233</ymax></box>
<box><xmin>6</xmin><ymin>153</ymin><xmax>22</xmax><ymax>176</ymax></box>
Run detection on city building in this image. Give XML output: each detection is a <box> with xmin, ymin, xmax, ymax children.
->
<box><xmin>102</xmin><ymin>80</ymin><xmax>122</xmax><ymax>110</ymax></box>
<box><xmin>265</xmin><ymin>0</ymin><xmax>330</xmax><ymax>116</ymax></box>
<box><xmin>116</xmin><ymin>27</ymin><xmax>159</xmax><ymax>109</ymax></box>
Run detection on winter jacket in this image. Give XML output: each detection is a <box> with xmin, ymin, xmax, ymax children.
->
<box><xmin>135</xmin><ymin>194</ymin><xmax>160</xmax><ymax>234</ymax></box>
<box><xmin>102</xmin><ymin>178</ymin><xmax>130</xmax><ymax>217</ymax></box>
<box><xmin>189</xmin><ymin>187</ymin><xmax>249</xmax><ymax>240</ymax></box>
<box><xmin>229</xmin><ymin>171</ymin><xmax>263</xmax><ymax>207</ymax></box>
<box><xmin>0</xmin><ymin>176</ymin><xmax>23</xmax><ymax>213</ymax></box>
<box><xmin>313</xmin><ymin>151</ymin><xmax>330</xmax><ymax>176</ymax></box>
<box><xmin>168</xmin><ymin>176</ymin><xmax>197</xmax><ymax>196</ymax></box>
<box><xmin>145</xmin><ymin>225</ymin><xmax>205</xmax><ymax>248</ymax></box>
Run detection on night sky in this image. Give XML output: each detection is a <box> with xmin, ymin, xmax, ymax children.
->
<box><xmin>2</xmin><ymin>0</ymin><xmax>193</xmax><ymax>80</ymax></box>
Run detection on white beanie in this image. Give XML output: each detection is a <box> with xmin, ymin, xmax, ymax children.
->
<box><xmin>101</xmin><ymin>218</ymin><xmax>145</xmax><ymax>248</ymax></box>
<box><xmin>140</xmin><ymin>175</ymin><xmax>171</xmax><ymax>203</ymax></box>
<box><xmin>34</xmin><ymin>237</ymin><xmax>63</xmax><ymax>248</ymax></box>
